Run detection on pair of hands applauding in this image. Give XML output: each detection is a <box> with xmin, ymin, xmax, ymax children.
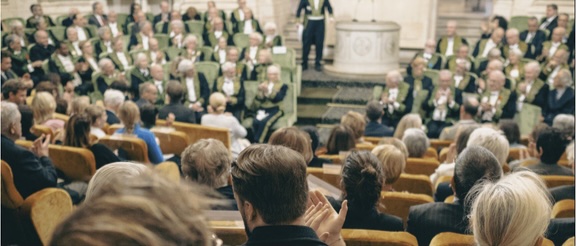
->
<box><xmin>305</xmin><ymin>190</ymin><xmax>348</xmax><ymax>246</ymax></box>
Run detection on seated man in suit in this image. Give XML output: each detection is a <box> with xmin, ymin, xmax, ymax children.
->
<box><xmin>65</xmin><ymin>27</ymin><xmax>83</xmax><ymax>58</ymax></box>
<box><xmin>540</xmin><ymin>49</ymin><xmax>569</xmax><ymax>88</ymax></box>
<box><xmin>1</xmin><ymin>101</ymin><xmax>57</xmax><ymax>199</ymax></box>
<box><xmin>231</xmin><ymin>0</ymin><xmax>248</xmax><ymax>24</ymax></box>
<box><xmin>211</xmin><ymin>37</ymin><xmax>229</xmax><ymax>64</ymax></box>
<box><xmin>516</xmin><ymin>61</ymin><xmax>549</xmax><ymax>113</ymax></box>
<box><xmin>130</xmin><ymin>53</ymin><xmax>152</xmax><ymax>100</ymax></box>
<box><xmin>203</xmin><ymin>17</ymin><xmax>232</xmax><ymax>48</ymax></box>
<box><xmin>178</xmin><ymin>59</ymin><xmax>210</xmax><ymax>122</ymax></box>
<box><xmin>477</xmin><ymin>59</ymin><xmax>512</xmax><ymax>93</ymax></box>
<box><xmin>232</xmin><ymin>8</ymin><xmax>262</xmax><ymax>35</ymax></box>
<box><xmin>62</xmin><ymin>7</ymin><xmax>79</xmax><ymax>27</ymax></box>
<box><xmin>25</xmin><ymin>4</ymin><xmax>55</xmax><ymax>28</ymax></box>
<box><xmin>520</xmin><ymin>17</ymin><xmax>547</xmax><ymax>57</ymax></box>
<box><xmin>424</xmin><ymin>70</ymin><xmax>461</xmax><ymax>138</ymax></box>
<box><xmin>213</xmin><ymin>62</ymin><xmax>245</xmax><ymax>121</ymax></box>
<box><xmin>70</xmin><ymin>13</ymin><xmax>92</xmax><ymax>41</ymax></box>
<box><xmin>95</xmin><ymin>58</ymin><xmax>123</xmax><ymax>95</ymax></box>
<box><xmin>153</xmin><ymin>0</ymin><xmax>171</xmax><ymax>27</ymax></box>
<box><xmin>544</xmin><ymin>69</ymin><xmax>575</xmax><ymax>125</ymax></box>
<box><xmin>4</xmin><ymin>36</ymin><xmax>42</xmax><ymax>80</ymax></box>
<box><xmin>107</xmin><ymin>36</ymin><xmax>132</xmax><ymax>72</ymax></box>
<box><xmin>436</xmin><ymin>20</ymin><xmax>468</xmax><ymax>57</ymax></box>
<box><xmin>445</xmin><ymin>45</ymin><xmax>472</xmax><ymax>72</ymax></box>
<box><xmin>538</xmin><ymin>27</ymin><xmax>569</xmax><ymax>62</ymax></box>
<box><xmin>409</xmin><ymin>39</ymin><xmax>442</xmax><ymax>74</ymax></box>
<box><xmin>540</xmin><ymin>4</ymin><xmax>559</xmax><ymax>35</ymax></box>
<box><xmin>453</xmin><ymin>60</ymin><xmax>477</xmax><ymax>94</ymax></box>
<box><xmin>103</xmin><ymin>89</ymin><xmax>124</xmax><ymax>125</ymax></box>
<box><xmin>1</xmin><ymin>53</ymin><xmax>19</xmax><ymax>87</ymax></box>
<box><xmin>475</xmin><ymin>48</ymin><xmax>502</xmax><ymax>77</ymax></box>
<box><xmin>88</xmin><ymin>2</ymin><xmax>108</xmax><ymax>28</ymax></box>
<box><xmin>29</xmin><ymin>30</ymin><xmax>55</xmax><ymax>85</ymax></box>
<box><xmin>106</xmin><ymin>11</ymin><xmax>123</xmax><ymax>37</ymax></box>
<box><xmin>94</xmin><ymin>27</ymin><xmax>114</xmax><ymax>57</ymax></box>
<box><xmin>478</xmin><ymin>70</ymin><xmax>516</xmax><ymax>123</ymax></box>
<box><xmin>128</xmin><ymin>21</ymin><xmax>154</xmax><ymax>51</ymax></box>
<box><xmin>146</xmin><ymin>64</ymin><xmax>166</xmax><ymax>105</ymax></box>
<box><xmin>364</xmin><ymin>101</ymin><xmax>394</xmax><ymax>137</ymax></box>
<box><xmin>549</xmin><ymin>142</ymin><xmax>574</xmax><ymax>203</ymax></box>
<box><xmin>556</xmin><ymin>13</ymin><xmax>570</xmax><ymax>43</ymax></box>
<box><xmin>473</xmin><ymin>27</ymin><xmax>504</xmax><ymax>58</ymax></box>
<box><xmin>158</xmin><ymin>81</ymin><xmax>196</xmax><ymax>124</ymax></box>
<box><xmin>251</xmin><ymin>65</ymin><xmax>287</xmax><ymax>143</ymax></box>
<box><xmin>380</xmin><ymin>70</ymin><xmax>413</xmax><ymax>128</ymax></box>
<box><xmin>526</xmin><ymin>127</ymin><xmax>572</xmax><ymax>176</ymax></box>
<box><xmin>408</xmin><ymin>145</ymin><xmax>502</xmax><ymax>246</ymax></box>
<box><xmin>439</xmin><ymin>97</ymin><xmax>480</xmax><ymax>141</ymax></box>
<box><xmin>502</xmin><ymin>28</ymin><xmax>531</xmax><ymax>59</ymax></box>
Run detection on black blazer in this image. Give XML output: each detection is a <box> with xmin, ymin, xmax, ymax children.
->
<box><xmin>519</xmin><ymin>30</ymin><xmax>547</xmax><ymax>56</ymax></box>
<box><xmin>547</xmin><ymin>218</ymin><xmax>575</xmax><ymax>246</ymax></box>
<box><xmin>1</xmin><ymin>69</ymin><xmax>18</xmax><ymax>86</ymax></box>
<box><xmin>526</xmin><ymin>162</ymin><xmax>574</xmax><ymax>176</ymax></box>
<box><xmin>106</xmin><ymin>110</ymin><xmax>120</xmax><ymax>125</ymax></box>
<box><xmin>89</xmin><ymin>143</ymin><xmax>120</xmax><ymax>169</ymax></box>
<box><xmin>296</xmin><ymin>0</ymin><xmax>334</xmax><ymax>19</ymax></box>
<box><xmin>328</xmin><ymin>196</ymin><xmax>403</xmax><ymax>232</ymax></box>
<box><xmin>544</xmin><ymin>88</ymin><xmax>575</xmax><ymax>124</ymax></box>
<box><xmin>550</xmin><ymin>185</ymin><xmax>575</xmax><ymax>204</ymax></box>
<box><xmin>407</xmin><ymin>200</ymin><xmax>470</xmax><ymax>246</ymax></box>
<box><xmin>182</xmin><ymin>14</ymin><xmax>201</xmax><ymax>22</ymax></box>
<box><xmin>158</xmin><ymin>102</ymin><xmax>196</xmax><ymax>124</ymax></box>
<box><xmin>62</xmin><ymin>17</ymin><xmax>74</xmax><ymax>27</ymax></box>
<box><xmin>541</xmin><ymin>16</ymin><xmax>558</xmax><ymax>37</ymax></box>
<box><xmin>365</xmin><ymin>121</ymin><xmax>394</xmax><ymax>137</ymax></box>
<box><xmin>88</xmin><ymin>15</ymin><xmax>108</xmax><ymax>28</ymax></box>
<box><xmin>153</xmin><ymin>13</ymin><xmax>170</xmax><ymax>27</ymax></box>
<box><xmin>1</xmin><ymin>135</ymin><xmax>58</xmax><ymax>199</ymax></box>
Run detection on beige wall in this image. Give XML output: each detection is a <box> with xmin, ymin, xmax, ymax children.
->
<box><xmin>493</xmin><ymin>0</ymin><xmax>574</xmax><ymax>19</ymax></box>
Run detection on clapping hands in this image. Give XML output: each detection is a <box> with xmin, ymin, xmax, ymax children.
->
<box><xmin>305</xmin><ymin>190</ymin><xmax>347</xmax><ymax>246</ymax></box>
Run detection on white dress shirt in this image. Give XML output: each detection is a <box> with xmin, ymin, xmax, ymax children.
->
<box><xmin>556</xmin><ymin>88</ymin><xmax>566</xmax><ymax>100</ymax></box>
<box><xmin>57</xmin><ymin>54</ymin><xmax>75</xmax><ymax>73</ymax></box>
<box><xmin>266</xmin><ymin>82</ymin><xmax>274</xmax><ymax>96</ymax></box>
<box><xmin>516</xmin><ymin>80</ymin><xmax>533</xmax><ymax>111</ymax></box>
<box><xmin>104</xmin><ymin>41</ymin><xmax>113</xmax><ymax>53</ymax></box>
<box><xmin>150</xmin><ymin>51</ymin><xmax>166</xmax><ymax>65</ymax></box>
<box><xmin>186</xmin><ymin>77</ymin><xmax>197</xmax><ymax>102</ymax></box>
<box><xmin>482</xmin><ymin>39</ymin><xmax>497</xmax><ymax>57</ymax></box>
<box><xmin>140</xmin><ymin>68</ymin><xmax>149</xmax><ymax>77</ymax></box>
<box><xmin>314</xmin><ymin>0</ymin><xmax>320</xmax><ymax>9</ymax></box>
<box><xmin>249</xmin><ymin>46</ymin><xmax>258</xmax><ymax>63</ymax></box>
<box><xmin>214</xmin><ymin>31</ymin><xmax>222</xmax><ymax>39</ymax></box>
<box><xmin>238</xmin><ymin>9</ymin><xmax>245</xmax><ymax>21</ymax></box>
<box><xmin>548</xmin><ymin>66</ymin><xmax>561</xmax><ymax>86</ymax></box>
<box><xmin>386</xmin><ymin>88</ymin><xmax>400</xmax><ymax>114</ymax></box>
<box><xmin>445</xmin><ymin>37</ymin><xmax>454</xmax><ymax>56</ymax></box>
<box><xmin>76</xmin><ymin>26</ymin><xmax>88</xmax><ymax>41</ymax></box>
<box><xmin>243</xmin><ymin>21</ymin><xmax>254</xmax><ymax>34</ymax></box>
<box><xmin>108</xmin><ymin>22</ymin><xmax>120</xmax><ymax>37</ymax></box>
<box><xmin>540</xmin><ymin>16</ymin><xmax>556</xmax><ymax>30</ymax></box>
<box><xmin>549</xmin><ymin>42</ymin><xmax>561</xmax><ymax>58</ymax></box>
<box><xmin>117</xmin><ymin>52</ymin><xmax>130</xmax><ymax>69</ymax></box>
<box><xmin>454</xmin><ymin>75</ymin><xmax>463</xmax><ymax>88</ymax></box>
<box><xmin>72</xmin><ymin>41</ymin><xmax>83</xmax><ymax>56</ymax></box>
<box><xmin>218</xmin><ymin>50</ymin><xmax>226</xmax><ymax>64</ymax></box>
<box><xmin>223</xmin><ymin>78</ymin><xmax>235</xmax><ymax>96</ymax></box>
<box><xmin>510</xmin><ymin>68</ymin><xmax>520</xmax><ymax>79</ymax></box>
<box><xmin>95</xmin><ymin>15</ymin><xmax>105</xmax><ymax>26</ymax></box>
<box><xmin>87</xmin><ymin>57</ymin><xmax>100</xmax><ymax>72</ymax></box>
<box><xmin>141</xmin><ymin>34</ymin><xmax>149</xmax><ymax>50</ymax></box>
<box><xmin>154</xmin><ymin>80</ymin><xmax>164</xmax><ymax>94</ymax></box>
<box><xmin>525</xmin><ymin>32</ymin><xmax>534</xmax><ymax>43</ymax></box>
<box><xmin>481</xmin><ymin>91</ymin><xmax>499</xmax><ymax>121</ymax></box>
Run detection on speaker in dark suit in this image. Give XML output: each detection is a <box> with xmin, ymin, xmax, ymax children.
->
<box><xmin>296</xmin><ymin>0</ymin><xmax>334</xmax><ymax>71</ymax></box>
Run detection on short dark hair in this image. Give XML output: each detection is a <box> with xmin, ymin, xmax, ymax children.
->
<box><xmin>56</xmin><ymin>99</ymin><xmax>68</xmax><ymax>114</ymax></box>
<box><xmin>2</xmin><ymin>79</ymin><xmax>26</xmax><ymax>99</ymax></box>
<box><xmin>463</xmin><ymin>97</ymin><xmax>479</xmax><ymax>116</ymax></box>
<box><xmin>366</xmin><ymin>101</ymin><xmax>383</xmax><ymax>122</ymax></box>
<box><xmin>455</xmin><ymin>146</ymin><xmax>502</xmax><ymax>201</ymax></box>
<box><xmin>110</xmin><ymin>80</ymin><xmax>130</xmax><ymax>93</ymax></box>
<box><xmin>1</xmin><ymin>50</ymin><xmax>12</xmax><ymax>61</ymax></box>
<box><xmin>326</xmin><ymin>125</ymin><xmax>356</xmax><ymax>155</ymax></box>
<box><xmin>530</xmin><ymin>123</ymin><xmax>550</xmax><ymax>142</ymax></box>
<box><xmin>498</xmin><ymin>119</ymin><xmax>521</xmax><ymax>145</ymax></box>
<box><xmin>165</xmin><ymin>81</ymin><xmax>184</xmax><ymax>103</ymax></box>
<box><xmin>456</xmin><ymin>125</ymin><xmax>480</xmax><ymax>155</ymax></box>
<box><xmin>491</xmin><ymin>15</ymin><xmax>508</xmax><ymax>30</ymax></box>
<box><xmin>232</xmin><ymin>145</ymin><xmax>308</xmax><ymax>225</ymax></box>
<box><xmin>30</xmin><ymin>4</ymin><xmax>39</xmax><ymax>12</ymax></box>
<box><xmin>300</xmin><ymin>126</ymin><xmax>320</xmax><ymax>151</ymax></box>
<box><xmin>537</xmin><ymin>127</ymin><xmax>568</xmax><ymax>164</ymax></box>
<box><xmin>139</xmin><ymin>103</ymin><xmax>157</xmax><ymax>129</ymax></box>
<box><xmin>341</xmin><ymin>150</ymin><xmax>384</xmax><ymax>211</ymax></box>
<box><xmin>547</xmin><ymin>4</ymin><xmax>558</xmax><ymax>11</ymax></box>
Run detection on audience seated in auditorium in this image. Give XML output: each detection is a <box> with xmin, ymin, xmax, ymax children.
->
<box><xmin>402</xmin><ymin>128</ymin><xmax>430</xmax><ymax>159</ymax></box>
<box><xmin>516</xmin><ymin>61</ymin><xmax>549</xmax><ymax>112</ymax></box>
<box><xmin>509</xmin><ymin>123</ymin><xmax>550</xmax><ymax>169</ymax></box>
<box><xmin>544</xmin><ymin>69</ymin><xmax>575</xmax><ymax>125</ymax></box>
<box><xmin>31</xmin><ymin>91</ymin><xmax>65</xmax><ymax>133</ymax></box>
<box><xmin>201</xmin><ymin>92</ymin><xmax>248</xmax><ymax>157</ymax></box>
<box><xmin>204</xmin><ymin>17</ymin><xmax>231</xmax><ymax>48</ymax></box>
<box><xmin>300</xmin><ymin>126</ymin><xmax>331</xmax><ymax>167</ymax></box>
<box><xmin>478</xmin><ymin>70</ymin><xmax>516</xmax><ymax>123</ymax></box>
<box><xmin>479</xmin><ymin>15</ymin><xmax>507</xmax><ymax>40</ymax></box>
<box><xmin>1</xmin><ymin>51</ymin><xmax>19</xmax><ymax>87</ymax></box>
<box><xmin>439</xmin><ymin>96</ymin><xmax>479</xmax><ymax>141</ymax></box>
<box><xmin>103</xmin><ymin>89</ymin><xmax>123</xmax><ymax>125</ymax></box>
<box><xmin>408</xmin><ymin>146</ymin><xmax>502</xmax><ymax>246</ymax></box>
<box><xmin>470</xmin><ymin>171</ymin><xmax>551</xmax><ymax>246</ymax></box>
<box><xmin>213</xmin><ymin>62</ymin><xmax>245</xmax><ymax>120</ymax></box>
<box><xmin>249</xmin><ymin>48</ymin><xmax>274</xmax><ymax>81</ymax></box>
<box><xmin>328</xmin><ymin>151</ymin><xmax>403</xmax><ymax>231</ymax></box>
<box><xmin>553</xmin><ymin>114</ymin><xmax>575</xmax><ymax>141</ymax></box>
<box><xmin>364</xmin><ymin>101</ymin><xmax>394</xmax><ymax>137</ymax></box>
<box><xmin>231</xmin><ymin>144</ymin><xmax>347</xmax><ymax>246</ymax></box>
<box><xmin>2</xmin><ymin>79</ymin><xmax>28</xmax><ymax>105</ymax></box>
<box><xmin>115</xmin><ymin>101</ymin><xmax>164</xmax><ymax>164</ymax></box>
<box><xmin>393</xmin><ymin>113</ymin><xmax>421</xmax><ymax>139</ymax></box>
<box><xmin>372</xmin><ymin>144</ymin><xmax>406</xmax><ymax>191</ymax></box>
<box><xmin>167</xmin><ymin>20</ymin><xmax>186</xmax><ymax>47</ymax></box>
<box><xmin>96</xmin><ymin>59</ymin><xmax>123</xmax><ymax>95</ymax></box>
<box><xmin>269</xmin><ymin>127</ymin><xmax>313</xmax><ymax>166</ymax></box>
<box><xmin>474</xmin><ymin>28</ymin><xmax>505</xmax><ymax>58</ymax></box>
<box><xmin>436</xmin><ymin>20</ymin><xmax>469</xmax><ymax>57</ymax></box>
<box><xmin>341</xmin><ymin>111</ymin><xmax>370</xmax><ymax>145</ymax></box>
<box><xmin>52</xmin><ymin>171</ymin><xmax>215</xmax><ymax>245</ymax></box>
<box><xmin>1</xmin><ymin>101</ymin><xmax>57</xmax><ymax>199</ymax></box>
<box><xmin>135</xmin><ymin>83</ymin><xmax>159</xmax><ymax>108</ymax></box>
<box><xmin>325</xmin><ymin>125</ymin><xmax>356</xmax><ymax>155</ymax></box>
<box><xmin>129</xmin><ymin>56</ymin><xmax>152</xmax><ymax>101</ymax></box>
<box><xmin>158</xmin><ymin>81</ymin><xmax>196</xmax><ymax>123</ymax></box>
<box><xmin>381</xmin><ymin>71</ymin><xmax>414</xmax><ymax>128</ymax></box>
<box><xmin>181</xmin><ymin>139</ymin><xmax>237</xmax><ymax>210</ymax></box>
<box><xmin>85</xmin><ymin>105</ymin><xmax>107</xmax><ymax>139</ymax></box>
<box><xmin>64</xmin><ymin>114</ymin><xmax>119</xmax><ymax>169</ymax></box>
<box><xmin>251</xmin><ymin>65</ymin><xmax>287</xmax><ymax>143</ymax></box>
<box><xmin>526</xmin><ymin>127</ymin><xmax>572</xmax><ymax>176</ymax></box>
<box><xmin>425</xmin><ymin>70</ymin><xmax>461</xmax><ymax>138</ymax></box>
<box><xmin>549</xmin><ymin>142</ymin><xmax>575</xmax><ymax>203</ymax></box>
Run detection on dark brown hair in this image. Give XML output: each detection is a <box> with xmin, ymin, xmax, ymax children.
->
<box><xmin>341</xmin><ymin>151</ymin><xmax>384</xmax><ymax>211</ymax></box>
<box><xmin>64</xmin><ymin>114</ymin><xmax>91</xmax><ymax>148</ymax></box>
<box><xmin>268</xmin><ymin>127</ymin><xmax>313</xmax><ymax>163</ymax></box>
<box><xmin>326</xmin><ymin>125</ymin><xmax>356</xmax><ymax>155</ymax></box>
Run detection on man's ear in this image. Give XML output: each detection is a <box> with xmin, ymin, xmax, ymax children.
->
<box><xmin>537</xmin><ymin>146</ymin><xmax>543</xmax><ymax>158</ymax></box>
<box><xmin>243</xmin><ymin>200</ymin><xmax>257</xmax><ymax>221</ymax></box>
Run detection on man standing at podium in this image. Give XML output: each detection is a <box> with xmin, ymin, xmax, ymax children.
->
<box><xmin>296</xmin><ymin>0</ymin><xmax>334</xmax><ymax>71</ymax></box>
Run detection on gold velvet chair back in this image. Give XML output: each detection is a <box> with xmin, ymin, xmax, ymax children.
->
<box><xmin>21</xmin><ymin>188</ymin><xmax>73</xmax><ymax>245</ymax></box>
<box><xmin>563</xmin><ymin>237</ymin><xmax>575</xmax><ymax>246</ymax></box>
<box><xmin>364</xmin><ymin>136</ymin><xmax>393</xmax><ymax>145</ymax></box>
<box><xmin>438</xmin><ymin>147</ymin><xmax>449</xmax><ymax>163</ymax></box>
<box><xmin>541</xmin><ymin>175</ymin><xmax>575</xmax><ymax>189</ymax></box>
<box><xmin>30</xmin><ymin>125</ymin><xmax>54</xmax><ymax>140</ymax></box>
<box><xmin>317</xmin><ymin>154</ymin><xmax>343</xmax><ymax>164</ymax></box>
<box><xmin>430</xmin><ymin>232</ymin><xmax>474</xmax><ymax>246</ymax></box>
<box><xmin>48</xmin><ymin>145</ymin><xmax>97</xmax><ymax>182</ymax></box>
<box><xmin>212</xmin><ymin>226</ymin><xmax>247</xmax><ymax>245</ymax></box>
<box><xmin>435</xmin><ymin>175</ymin><xmax>453</xmax><ymax>190</ymax></box>
<box><xmin>306</xmin><ymin>167</ymin><xmax>342</xmax><ymax>189</ymax></box>
<box><xmin>154</xmin><ymin>161</ymin><xmax>181</xmax><ymax>183</ymax></box>
<box><xmin>392</xmin><ymin>173</ymin><xmax>434</xmax><ymax>196</ymax></box>
<box><xmin>105</xmin><ymin>123</ymin><xmax>123</xmax><ymax>135</ymax></box>
<box><xmin>552</xmin><ymin>199</ymin><xmax>575</xmax><ymax>219</ymax></box>
<box><xmin>405</xmin><ymin>158</ymin><xmax>440</xmax><ymax>176</ymax></box>
<box><xmin>156</xmin><ymin>120</ymin><xmax>231</xmax><ymax>150</ymax></box>
<box><xmin>444</xmin><ymin>195</ymin><xmax>455</xmax><ymax>203</ymax></box>
<box><xmin>99</xmin><ymin>135</ymin><xmax>150</xmax><ymax>164</ymax></box>
<box><xmin>380</xmin><ymin>191</ymin><xmax>434</xmax><ymax>225</ymax></box>
<box><xmin>430</xmin><ymin>139</ymin><xmax>452</xmax><ymax>150</ymax></box>
<box><xmin>150</xmin><ymin>128</ymin><xmax>190</xmax><ymax>155</ymax></box>
<box><xmin>53</xmin><ymin>113</ymin><xmax>70</xmax><ymax>122</ymax></box>
<box><xmin>1</xmin><ymin>161</ymin><xmax>24</xmax><ymax>209</ymax></box>
<box><xmin>341</xmin><ymin>229</ymin><xmax>418</xmax><ymax>246</ymax></box>
<box><xmin>356</xmin><ymin>143</ymin><xmax>375</xmax><ymax>151</ymax></box>
<box><xmin>508</xmin><ymin>148</ymin><xmax>530</xmax><ymax>162</ymax></box>
<box><xmin>424</xmin><ymin>147</ymin><xmax>438</xmax><ymax>160</ymax></box>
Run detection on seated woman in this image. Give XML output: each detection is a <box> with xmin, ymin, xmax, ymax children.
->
<box><xmin>64</xmin><ymin>114</ymin><xmax>120</xmax><ymax>169</ymax></box>
<box><xmin>182</xmin><ymin>6</ymin><xmax>201</xmax><ymax>22</ymax></box>
<box><xmin>401</xmin><ymin>128</ymin><xmax>430</xmax><ymax>159</ymax></box>
<box><xmin>68</xmin><ymin>96</ymin><xmax>90</xmax><ymax>116</ymax></box>
<box><xmin>504</xmin><ymin>49</ymin><xmax>525</xmax><ymax>81</ymax></box>
<box><xmin>201</xmin><ymin>92</ymin><xmax>248</xmax><ymax>158</ymax></box>
<box><xmin>115</xmin><ymin>101</ymin><xmax>164</xmax><ymax>164</ymax></box>
<box><xmin>180</xmin><ymin>35</ymin><xmax>204</xmax><ymax>62</ymax></box>
<box><xmin>324</xmin><ymin>125</ymin><xmax>356</xmax><ymax>155</ymax></box>
<box><xmin>85</xmin><ymin>105</ymin><xmax>107</xmax><ymax>139</ymax></box>
<box><xmin>269</xmin><ymin>127</ymin><xmax>313</xmax><ymax>164</ymax></box>
<box><xmin>31</xmin><ymin>92</ymin><xmax>65</xmax><ymax>133</ymax></box>
<box><xmin>251</xmin><ymin>65</ymin><xmax>287</xmax><ymax>143</ymax></box>
<box><xmin>470</xmin><ymin>171</ymin><xmax>551</xmax><ymax>246</ymax></box>
<box><xmin>262</xmin><ymin>22</ymin><xmax>283</xmax><ymax>48</ymax></box>
<box><xmin>301</xmin><ymin>126</ymin><xmax>331</xmax><ymax>167</ymax></box>
<box><xmin>181</xmin><ymin>139</ymin><xmax>237</xmax><ymax>210</ymax></box>
<box><xmin>393</xmin><ymin>113</ymin><xmax>423</xmax><ymax>139</ymax></box>
<box><xmin>328</xmin><ymin>151</ymin><xmax>403</xmax><ymax>231</ymax></box>
<box><xmin>372</xmin><ymin>145</ymin><xmax>406</xmax><ymax>191</ymax></box>
<box><xmin>341</xmin><ymin>111</ymin><xmax>371</xmax><ymax>145</ymax></box>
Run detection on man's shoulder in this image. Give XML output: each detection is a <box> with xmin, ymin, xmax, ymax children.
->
<box><xmin>410</xmin><ymin>201</ymin><xmax>462</xmax><ymax>219</ymax></box>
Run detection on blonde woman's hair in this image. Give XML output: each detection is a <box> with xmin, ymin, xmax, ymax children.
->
<box><xmin>466</xmin><ymin>127</ymin><xmax>510</xmax><ymax>166</ymax></box>
<box><xmin>181</xmin><ymin>139</ymin><xmax>231</xmax><ymax>188</ymax></box>
<box><xmin>371</xmin><ymin>144</ymin><xmax>406</xmax><ymax>185</ymax></box>
<box><xmin>85</xmin><ymin>162</ymin><xmax>149</xmax><ymax>201</ymax></box>
<box><xmin>117</xmin><ymin>101</ymin><xmax>140</xmax><ymax>134</ymax></box>
<box><xmin>469</xmin><ymin>171</ymin><xmax>552</xmax><ymax>246</ymax></box>
<box><xmin>341</xmin><ymin>111</ymin><xmax>366</xmax><ymax>141</ymax></box>
<box><xmin>31</xmin><ymin>91</ymin><xmax>57</xmax><ymax>125</ymax></box>
<box><xmin>85</xmin><ymin>105</ymin><xmax>105</xmax><ymax>125</ymax></box>
<box><xmin>378</xmin><ymin>138</ymin><xmax>409</xmax><ymax>160</ymax></box>
<box><xmin>208</xmin><ymin>92</ymin><xmax>226</xmax><ymax>114</ymax></box>
<box><xmin>269</xmin><ymin>127</ymin><xmax>314</xmax><ymax>164</ymax></box>
<box><xmin>394</xmin><ymin>114</ymin><xmax>423</xmax><ymax>139</ymax></box>
<box><xmin>69</xmin><ymin>96</ymin><xmax>91</xmax><ymax>116</ymax></box>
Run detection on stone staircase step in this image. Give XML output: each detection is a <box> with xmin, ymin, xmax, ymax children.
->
<box><xmin>321</xmin><ymin>104</ymin><xmax>367</xmax><ymax>124</ymax></box>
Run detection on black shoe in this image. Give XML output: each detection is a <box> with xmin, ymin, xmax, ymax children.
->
<box><xmin>302</xmin><ymin>64</ymin><xmax>308</xmax><ymax>70</ymax></box>
<box><xmin>314</xmin><ymin>64</ymin><xmax>322</xmax><ymax>71</ymax></box>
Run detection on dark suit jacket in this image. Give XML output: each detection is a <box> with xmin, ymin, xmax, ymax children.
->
<box><xmin>1</xmin><ymin>69</ymin><xmax>18</xmax><ymax>86</ymax></box>
<box><xmin>89</xmin><ymin>143</ymin><xmax>120</xmax><ymax>169</ymax></box>
<box><xmin>365</xmin><ymin>121</ymin><xmax>394</xmax><ymax>137</ymax></box>
<box><xmin>550</xmin><ymin>185</ymin><xmax>575</xmax><ymax>203</ymax></box>
<box><xmin>520</xmin><ymin>30</ymin><xmax>547</xmax><ymax>56</ymax></box>
<box><xmin>106</xmin><ymin>110</ymin><xmax>120</xmax><ymax>125</ymax></box>
<box><xmin>153</xmin><ymin>13</ymin><xmax>170</xmax><ymax>27</ymax></box>
<box><xmin>541</xmin><ymin>16</ymin><xmax>558</xmax><ymax>38</ymax></box>
<box><xmin>88</xmin><ymin>14</ymin><xmax>108</xmax><ymax>28</ymax></box>
<box><xmin>182</xmin><ymin>14</ymin><xmax>201</xmax><ymax>22</ymax></box>
<box><xmin>328</xmin><ymin>197</ymin><xmax>404</xmax><ymax>232</ymax></box>
<box><xmin>62</xmin><ymin>17</ymin><xmax>73</xmax><ymax>27</ymax></box>
<box><xmin>526</xmin><ymin>162</ymin><xmax>573</xmax><ymax>176</ymax></box>
<box><xmin>129</xmin><ymin>68</ymin><xmax>152</xmax><ymax>99</ymax></box>
<box><xmin>544</xmin><ymin>88</ymin><xmax>575</xmax><ymax>124</ymax></box>
<box><xmin>547</xmin><ymin>218</ymin><xmax>575</xmax><ymax>246</ymax></box>
<box><xmin>407</xmin><ymin>200</ymin><xmax>470</xmax><ymax>246</ymax></box>
<box><xmin>308</xmin><ymin>155</ymin><xmax>331</xmax><ymax>168</ymax></box>
<box><xmin>158</xmin><ymin>102</ymin><xmax>196</xmax><ymax>124</ymax></box>
<box><xmin>29</xmin><ymin>44</ymin><xmax>55</xmax><ymax>83</ymax></box>
<box><xmin>1</xmin><ymin>135</ymin><xmax>58</xmax><ymax>199</ymax></box>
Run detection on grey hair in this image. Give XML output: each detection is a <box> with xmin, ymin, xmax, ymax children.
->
<box><xmin>557</xmin><ymin>69</ymin><xmax>573</xmax><ymax>87</ymax></box>
<box><xmin>182</xmin><ymin>35</ymin><xmax>197</xmax><ymax>47</ymax></box>
<box><xmin>97</xmin><ymin>26</ymin><xmax>111</xmax><ymax>38</ymax></box>
<box><xmin>249</xmin><ymin>32</ymin><xmax>263</xmax><ymax>42</ymax></box>
<box><xmin>10</xmin><ymin>20</ymin><xmax>23</xmax><ymax>29</ymax></box>
<box><xmin>98</xmin><ymin>58</ymin><xmax>113</xmax><ymax>70</ymax></box>
<box><xmin>524</xmin><ymin>61</ymin><xmax>541</xmax><ymax>74</ymax></box>
<box><xmin>509</xmin><ymin>48</ymin><xmax>524</xmax><ymax>58</ymax></box>
<box><xmin>66</xmin><ymin>26</ymin><xmax>77</xmax><ymax>36</ymax></box>
<box><xmin>264</xmin><ymin>22</ymin><xmax>277</xmax><ymax>31</ymax></box>
<box><xmin>466</xmin><ymin>127</ymin><xmax>510</xmax><ymax>166</ymax></box>
<box><xmin>386</xmin><ymin>70</ymin><xmax>403</xmax><ymax>83</ymax></box>
<box><xmin>439</xmin><ymin>69</ymin><xmax>453</xmax><ymax>79</ymax></box>
<box><xmin>469</xmin><ymin>171</ymin><xmax>551</xmax><ymax>246</ymax></box>
<box><xmin>402</xmin><ymin>128</ymin><xmax>430</xmax><ymax>158</ymax></box>
<box><xmin>221</xmin><ymin>62</ymin><xmax>235</xmax><ymax>72</ymax></box>
<box><xmin>267</xmin><ymin>64</ymin><xmax>280</xmax><ymax>76</ymax></box>
<box><xmin>85</xmin><ymin>162</ymin><xmax>149</xmax><ymax>201</ymax></box>
<box><xmin>552</xmin><ymin>114</ymin><xmax>575</xmax><ymax>137</ymax></box>
<box><xmin>170</xmin><ymin>19</ymin><xmax>184</xmax><ymax>29</ymax></box>
<box><xmin>178</xmin><ymin>59</ymin><xmax>194</xmax><ymax>72</ymax></box>
<box><xmin>135</xmin><ymin>52</ymin><xmax>148</xmax><ymax>63</ymax></box>
<box><xmin>1</xmin><ymin>101</ymin><xmax>20</xmax><ymax>135</ymax></box>
<box><xmin>4</xmin><ymin>34</ymin><xmax>20</xmax><ymax>46</ymax></box>
<box><xmin>139</xmin><ymin>82</ymin><xmax>155</xmax><ymax>97</ymax></box>
<box><xmin>103</xmin><ymin>89</ymin><xmax>125</xmax><ymax>108</ymax></box>
<box><xmin>488</xmin><ymin>48</ymin><xmax>502</xmax><ymax>57</ymax></box>
<box><xmin>138</xmin><ymin>20</ymin><xmax>152</xmax><ymax>31</ymax></box>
